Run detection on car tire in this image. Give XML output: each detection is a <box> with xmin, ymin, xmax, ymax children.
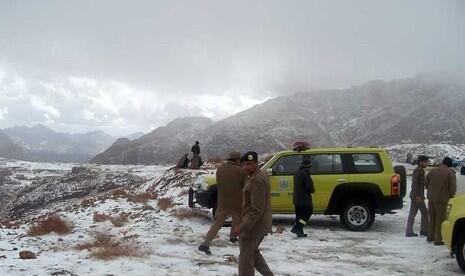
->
<box><xmin>340</xmin><ymin>199</ymin><xmax>375</xmax><ymax>231</ymax></box>
<box><xmin>394</xmin><ymin>165</ymin><xmax>407</xmax><ymax>198</ymax></box>
<box><xmin>461</xmin><ymin>166</ymin><xmax>465</xmax><ymax>175</ymax></box>
<box><xmin>456</xmin><ymin>231</ymin><xmax>465</xmax><ymax>273</ymax></box>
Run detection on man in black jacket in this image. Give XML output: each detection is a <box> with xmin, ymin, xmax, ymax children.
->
<box><xmin>291</xmin><ymin>157</ymin><xmax>315</xmax><ymax>238</ymax></box>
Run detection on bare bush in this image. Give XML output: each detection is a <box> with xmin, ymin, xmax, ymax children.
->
<box><xmin>127</xmin><ymin>192</ymin><xmax>158</xmax><ymax>204</ymax></box>
<box><xmin>28</xmin><ymin>215</ymin><xmax>73</xmax><ymax>236</ymax></box>
<box><xmin>171</xmin><ymin>207</ymin><xmax>211</xmax><ymax>220</ymax></box>
<box><xmin>92</xmin><ymin>212</ymin><xmax>129</xmax><ymax>227</ymax></box>
<box><xmin>75</xmin><ymin>231</ymin><xmax>149</xmax><ymax>260</ymax></box>
<box><xmin>157</xmin><ymin>197</ymin><xmax>174</xmax><ymax>211</ymax></box>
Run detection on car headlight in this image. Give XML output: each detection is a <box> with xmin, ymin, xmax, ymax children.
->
<box><xmin>446</xmin><ymin>204</ymin><xmax>452</xmax><ymax>220</ymax></box>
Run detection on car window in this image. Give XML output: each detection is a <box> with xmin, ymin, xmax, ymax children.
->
<box><xmin>271</xmin><ymin>154</ymin><xmax>343</xmax><ymax>175</ymax></box>
<box><xmin>352</xmin><ymin>153</ymin><xmax>382</xmax><ymax>173</ymax></box>
<box><xmin>271</xmin><ymin>155</ymin><xmax>303</xmax><ymax>175</ymax></box>
<box><xmin>309</xmin><ymin>154</ymin><xmax>343</xmax><ymax>174</ymax></box>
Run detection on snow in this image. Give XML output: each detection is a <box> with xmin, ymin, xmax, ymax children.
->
<box><xmin>0</xmin><ymin>161</ymin><xmax>464</xmax><ymax>275</ymax></box>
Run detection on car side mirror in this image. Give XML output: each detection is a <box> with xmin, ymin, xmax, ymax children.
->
<box><xmin>265</xmin><ymin>168</ymin><xmax>273</xmax><ymax>176</ymax></box>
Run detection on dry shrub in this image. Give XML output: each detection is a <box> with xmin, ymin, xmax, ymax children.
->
<box><xmin>110</xmin><ymin>189</ymin><xmax>131</xmax><ymax>199</ymax></box>
<box><xmin>75</xmin><ymin>231</ymin><xmax>149</xmax><ymax>260</ymax></box>
<box><xmin>128</xmin><ymin>192</ymin><xmax>158</xmax><ymax>204</ymax></box>
<box><xmin>28</xmin><ymin>215</ymin><xmax>73</xmax><ymax>236</ymax></box>
<box><xmin>93</xmin><ymin>212</ymin><xmax>111</xmax><ymax>223</ymax></box>
<box><xmin>92</xmin><ymin>212</ymin><xmax>129</xmax><ymax>227</ymax></box>
<box><xmin>157</xmin><ymin>197</ymin><xmax>174</xmax><ymax>211</ymax></box>
<box><xmin>171</xmin><ymin>207</ymin><xmax>211</xmax><ymax>220</ymax></box>
<box><xmin>110</xmin><ymin>214</ymin><xmax>129</xmax><ymax>227</ymax></box>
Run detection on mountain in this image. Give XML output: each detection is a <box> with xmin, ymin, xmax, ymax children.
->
<box><xmin>0</xmin><ymin>130</ymin><xmax>24</xmax><ymax>160</ymax></box>
<box><xmin>91</xmin><ymin>117</ymin><xmax>213</xmax><ymax>164</ymax></box>
<box><xmin>3</xmin><ymin>125</ymin><xmax>115</xmax><ymax>162</ymax></box>
<box><xmin>126</xmin><ymin>132</ymin><xmax>145</xmax><ymax>140</ymax></box>
<box><xmin>92</xmin><ymin>77</ymin><xmax>465</xmax><ymax>164</ymax></box>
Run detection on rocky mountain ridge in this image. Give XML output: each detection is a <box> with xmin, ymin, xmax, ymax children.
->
<box><xmin>93</xmin><ymin>77</ymin><xmax>465</xmax><ymax>164</ymax></box>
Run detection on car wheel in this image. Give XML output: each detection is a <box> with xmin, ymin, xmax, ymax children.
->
<box><xmin>461</xmin><ymin>166</ymin><xmax>465</xmax><ymax>175</ymax></box>
<box><xmin>340</xmin><ymin>199</ymin><xmax>375</xmax><ymax>231</ymax></box>
<box><xmin>456</xmin><ymin>231</ymin><xmax>465</xmax><ymax>273</ymax></box>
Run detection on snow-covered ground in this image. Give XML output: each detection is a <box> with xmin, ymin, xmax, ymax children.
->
<box><xmin>0</xmin><ymin>160</ymin><xmax>464</xmax><ymax>276</ymax></box>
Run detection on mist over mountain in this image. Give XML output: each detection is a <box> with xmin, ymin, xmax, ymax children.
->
<box><xmin>92</xmin><ymin>77</ymin><xmax>465</xmax><ymax>164</ymax></box>
<box><xmin>0</xmin><ymin>130</ymin><xmax>25</xmax><ymax>160</ymax></box>
<box><xmin>2</xmin><ymin>125</ymin><xmax>115</xmax><ymax>162</ymax></box>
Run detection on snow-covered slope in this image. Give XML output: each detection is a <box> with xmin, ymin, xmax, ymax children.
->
<box><xmin>0</xmin><ymin>159</ymin><xmax>464</xmax><ymax>275</ymax></box>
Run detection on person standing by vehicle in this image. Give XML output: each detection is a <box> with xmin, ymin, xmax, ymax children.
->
<box><xmin>232</xmin><ymin>151</ymin><xmax>274</xmax><ymax>276</ymax></box>
<box><xmin>198</xmin><ymin>152</ymin><xmax>246</xmax><ymax>255</ymax></box>
<box><xmin>405</xmin><ymin>155</ymin><xmax>429</xmax><ymax>237</ymax></box>
<box><xmin>291</xmin><ymin>157</ymin><xmax>314</xmax><ymax>238</ymax></box>
<box><xmin>425</xmin><ymin>157</ymin><xmax>457</xmax><ymax>245</ymax></box>
<box><xmin>191</xmin><ymin>141</ymin><xmax>201</xmax><ymax>169</ymax></box>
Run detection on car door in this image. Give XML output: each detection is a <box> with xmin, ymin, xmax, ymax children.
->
<box><xmin>308</xmin><ymin>153</ymin><xmax>348</xmax><ymax>212</ymax></box>
<box><xmin>269</xmin><ymin>154</ymin><xmax>303</xmax><ymax>212</ymax></box>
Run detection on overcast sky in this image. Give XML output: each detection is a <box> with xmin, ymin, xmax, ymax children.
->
<box><xmin>0</xmin><ymin>0</ymin><xmax>464</xmax><ymax>136</ymax></box>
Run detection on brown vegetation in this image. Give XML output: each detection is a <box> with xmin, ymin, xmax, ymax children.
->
<box><xmin>92</xmin><ymin>212</ymin><xmax>129</xmax><ymax>227</ymax></box>
<box><xmin>28</xmin><ymin>215</ymin><xmax>73</xmax><ymax>236</ymax></box>
<box><xmin>157</xmin><ymin>197</ymin><xmax>174</xmax><ymax>211</ymax></box>
<box><xmin>127</xmin><ymin>192</ymin><xmax>158</xmax><ymax>204</ymax></box>
<box><xmin>75</xmin><ymin>231</ymin><xmax>149</xmax><ymax>260</ymax></box>
<box><xmin>171</xmin><ymin>207</ymin><xmax>211</xmax><ymax>220</ymax></box>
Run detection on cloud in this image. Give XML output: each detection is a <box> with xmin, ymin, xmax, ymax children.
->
<box><xmin>30</xmin><ymin>96</ymin><xmax>61</xmax><ymax>118</ymax></box>
<box><xmin>0</xmin><ymin>1</ymin><xmax>464</xmax><ymax>135</ymax></box>
<box><xmin>0</xmin><ymin>69</ymin><xmax>267</xmax><ymax>136</ymax></box>
<box><xmin>0</xmin><ymin>107</ymin><xmax>8</xmax><ymax>120</ymax></box>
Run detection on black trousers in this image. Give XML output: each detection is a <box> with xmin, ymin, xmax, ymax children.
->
<box><xmin>294</xmin><ymin>204</ymin><xmax>313</xmax><ymax>226</ymax></box>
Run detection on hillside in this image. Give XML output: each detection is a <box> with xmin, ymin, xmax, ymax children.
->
<box><xmin>3</xmin><ymin>124</ymin><xmax>115</xmax><ymax>162</ymax></box>
<box><xmin>92</xmin><ymin>77</ymin><xmax>465</xmax><ymax>164</ymax></box>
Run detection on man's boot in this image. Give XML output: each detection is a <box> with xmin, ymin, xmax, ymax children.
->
<box><xmin>292</xmin><ymin>223</ymin><xmax>307</xmax><ymax>238</ymax></box>
<box><xmin>198</xmin><ymin>245</ymin><xmax>211</xmax><ymax>255</ymax></box>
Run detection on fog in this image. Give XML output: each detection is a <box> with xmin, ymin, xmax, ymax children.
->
<box><xmin>0</xmin><ymin>0</ymin><xmax>464</xmax><ymax>135</ymax></box>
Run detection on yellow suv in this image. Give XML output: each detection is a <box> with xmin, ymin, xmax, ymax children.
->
<box><xmin>441</xmin><ymin>194</ymin><xmax>465</xmax><ymax>273</ymax></box>
<box><xmin>189</xmin><ymin>147</ymin><xmax>405</xmax><ymax>231</ymax></box>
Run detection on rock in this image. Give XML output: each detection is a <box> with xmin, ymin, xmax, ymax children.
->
<box><xmin>0</xmin><ymin>255</ymin><xmax>6</xmax><ymax>259</ymax></box>
<box><xmin>19</xmin><ymin>250</ymin><xmax>36</xmax><ymax>259</ymax></box>
<box><xmin>12</xmin><ymin>247</ymin><xmax>18</xmax><ymax>251</ymax></box>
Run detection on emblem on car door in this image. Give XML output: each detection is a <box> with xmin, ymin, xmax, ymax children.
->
<box><xmin>279</xmin><ymin>179</ymin><xmax>289</xmax><ymax>190</ymax></box>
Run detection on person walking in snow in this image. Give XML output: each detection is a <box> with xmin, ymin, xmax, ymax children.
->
<box><xmin>405</xmin><ymin>155</ymin><xmax>429</xmax><ymax>237</ymax></box>
<box><xmin>231</xmin><ymin>151</ymin><xmax>274</xmax><ymax>276</ymax></box>
<box><xmin>291</xmin><ymin>156</ymin><xmax>314</xmax><ymax>238</ymax></box>
<box><xmin>425</xmin><ymin>157</ymin><xmax>456</xmax><ymax>245</ymax></box>
<box><xmin>198</xmin><ymin>151</ymin><xmax>247</xmax><ymax>255</ymax></box>
<box><xmin>191</xmin><ymin>141</ymin><xmax>201</xmax><ymax>169</ymax></box>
